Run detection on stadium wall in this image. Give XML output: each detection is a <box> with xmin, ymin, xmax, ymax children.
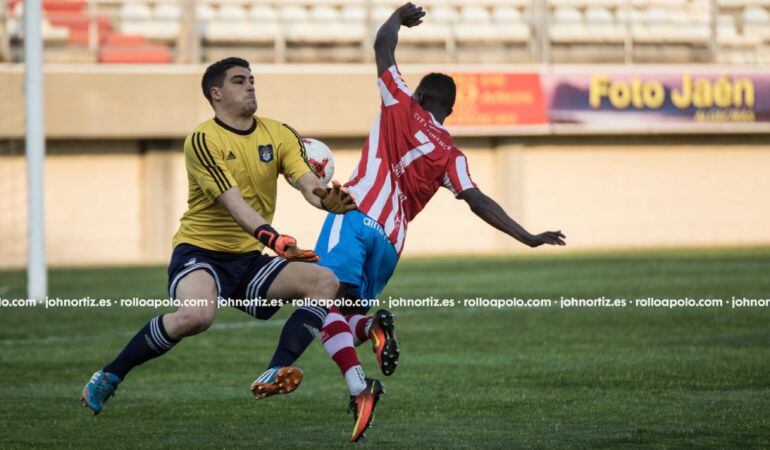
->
<box><xmin>1</xmin><ymin>66</ymin><xmax>769</xmax><ymax>267</ymax></box>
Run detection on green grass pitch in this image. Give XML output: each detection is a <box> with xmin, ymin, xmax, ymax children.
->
<box><xmin>1</xmin><ymin>248</ymin><xmax>769</xmax><ymax>447</ymax></box>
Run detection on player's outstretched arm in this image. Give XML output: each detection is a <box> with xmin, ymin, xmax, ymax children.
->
<box><xmin>458</xmin><ymin>188</ymin><xmax>566</xmax><ymax>248</ymax></box>
<box><xmin>294</xmin><ymin>173</ymin><xmax>357</xmax><ymax>214</ymax></box>
<box><xmin>217</xmin><ymin>187</ymin><xmax>319</xmax><ymax>262</ymax></box>
<box><xmin>374</xmin><ymin>2</ymin><xmax>425</xmax><ymax>76</ymax></box>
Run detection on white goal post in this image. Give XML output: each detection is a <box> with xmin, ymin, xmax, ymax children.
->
<box><xmin>25</xmin><ymin>0</ymin><xmax>46</xmax><ymax>300</ymax></box>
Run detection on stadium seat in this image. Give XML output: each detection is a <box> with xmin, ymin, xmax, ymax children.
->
<box><xmin>281</xmin><ymin>5</ymin><xmax>327</xmax><ymax>43</ymax></box>
<box><xmin>718</xmin><ymin>14</ymin><xmax>739</xmax><ymax>40</ymax></box>
<box><xmin>456</xmin><ymin>5</ymin><xmax>493</xmax><ymax>43</ymax></box>
<box><xmin>398</xmin><ymin>6</ymin><xmax>450</xmax><ymax>44</ymax></box>
<box><xmin>630</xmin><ymin>7</ymin><xmax>700</xmax><ymax>44</ymax></box>
<box><xmin>20</xmin><ymin>0</ymin><xmax>109</xmax><ymax>47</ymax></box>
<box><xmin>679</xmin><ymin>8</ymin><xmax>711</xmax><ymax>43</ymax></box>
<box><xmin>121</xmin><ymin>2</ymin><xmax>152</xmax><ymax>26</ymax></box>
<box><xmin>154</xmin><ymin>3</ymin><xmax>180</xmax><ymax>21</ymax></box>
<box><xmin>432</xmin><ymin>5</ymin><xmax>459</xmax><ymax>24</ymax></box>
<box><xmin>370</xmin><ymin>6</ymin><xmax>393</xmax><ymax>24</ymax></box>
<box><xmin>279</xmin><ymin>5</ymin><xmax>310</xmax><ymax>42</ymax></box>
<box><xmin>743</xmin><ymin>6</ymin><xmax>770</xmax><ymax>41</ymax></box>
<box><xmin>636</xmin><ymin>6</ymin><xmax>671</xmax><ymax>43</ymax></box>
<box><xmin>491</xmin><ymin>6</ymin><xmax>530</xmax><ymax>42</ymax></box>
<box><xmin>195</xmin><ymin>4</ymin><xmax>216</xmax><ymax>22</ymax></box>
<box><xmin>120</xmin><ymin>2</ymin><xmax>181</xmax><ymax>41</ymax></box>
<box><xmin>42</xmin><ymin>17</ymin><xmax>70</xmax><ymax>43</ymax></box>
<box><xmin>307</xmin><ymin>5</ymin><xmax>346</xmax><ymax>43</ymax></box>
<box><xmin>3</xmin><ymin>0</ymin><xmax>766</xmax><ymax>65</ymax></box>
<box><xmin>492</xmin><ymin>5</ymin><xmax>521</xmax><ymax>23</ymax></box>
<box><xmin>10</xmin><ymin>14</ymin><xmax>70</xmax><ymax>43</ymax></box>
<box><xmin>280</xmin><ymin>5</ymin><xmax>310</xmax><ymax>23</ymax></box>
<box><xmin>550</xmin><ymin>6</ymin><xmax>585</xmax><ymax>43</ymax></box>
<box><xmin>217</xmin><ymin>4</ymin><xmax>247</xmax><ymax>21</ymax></box>
<box><xmin>121</xmin><ymin>3</ymin><xmax>153</xmax><ymax>39</ymax></box>
<box><xmin>453</xmin><ymin>4</ymin><xmax>529</xmax><ymax>43</ymax></box>
<box><xmin>460</xmin><ymin>5</ymin><xmax>491</xmax><ymax>23</ymax></box>
<box><xmin>340</xmin><ymin>5</ymin><xmax>367</xmax><ymax>23</ymax></box>
<box><xmin>718</xmin><ymin>0</ymin><xmax>770</xmax><ymax>6</ymax></box>
<box><xmin>148</xmin><ymin>3</ymin><xmax>181</xmax><ymax>42</ymax></box>
<box><xmin>335</xmin><ymin>5</ymin><xmax>367</xmax><ymax>43</ymax></box>
<box><xmin>585</xmin><ymin>6</ymin><xmax>624</xmax><ymax>43</ymax></box>
<box><xmin>452</xmin><ymin>0</ymin><xmax>529</xmax><ymax>5</ymax></box>
<box><xmin>6</xmin><ymin>8</ymin><xmax>70</xmax><ymax>44</ymax></box>
<box><xmin>717</xmin><ymin>13</ymin><xmax>761</xmax><ymax>58</ymax></box>
<box><xmin>99</xmin><ymin>44</ymin><xmax>173</xmax><ymax>63</ymax></box>
<box><xmin>249</xmin><ymin>4</ymin><xmax>278</xmax><ymax>22</ymax></box>
<box><xmin>549</xmin><ymin>0</ymin><xmax>626</xmax><ymax>6</ymax></box>
<box><xmin>206</xmin><ymin>4</ymin><xmax>276</xmax><ymax>44</ymax></box>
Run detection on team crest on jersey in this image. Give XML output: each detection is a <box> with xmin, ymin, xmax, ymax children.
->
<box><xmin>258</xmin><ymin>145</ymin><xmax>274</xmax><ymax>163</ymax></box>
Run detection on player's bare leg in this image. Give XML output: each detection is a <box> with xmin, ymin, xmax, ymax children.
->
<box><xmin>250</xmin><ymin>262</ymin><xmax>338</xmax><ymax>399</ymax></box>
<box><xmin>163</xmin><ymin>269</ymin><xmax>219</xmax><ymax>340</ymax></box>
<box><xmin>81</xmin><ymin>269</ymin><xmax>218</xmax><ymax>415</ymax></box>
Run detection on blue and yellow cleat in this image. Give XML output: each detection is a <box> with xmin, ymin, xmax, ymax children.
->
<box><xmin>250</xmin><ymin>366</ymin><xmax>303</xmax><ymax>400</ymax></box>
<box><xmin>81</xmin><ymin>371</ymin><xmax>121</xmax><ymax>415</ymax></box>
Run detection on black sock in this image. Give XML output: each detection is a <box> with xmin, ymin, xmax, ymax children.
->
<box><xmin>267</xmin><ymin>307</ymin><xmax>327</xmax><ymax>368</ymax></box>
<box><xmin>103</xmin><ymin>314</ymin><xmax>179</xmax><ymax>380</ymax></box>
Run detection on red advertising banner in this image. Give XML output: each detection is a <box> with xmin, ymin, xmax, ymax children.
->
<box><xmin>545</xmin><ymin>70</ymin><xmax>770</xmax><ymax>130</ymax></box>
<box><xmin>446</xmin><ymin>73</ymin><xmax>547</xmax><ymax>127</ymax></box>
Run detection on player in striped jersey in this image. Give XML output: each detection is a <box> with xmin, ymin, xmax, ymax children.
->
<box><xmin>80</xmin><ymin>57</ymin><xmax>356</xmax><ymax>416</ymax></box>
<box><xmin>310</xmin><ymin>3</ymin><xmax>567</xmax><ymax>441</ymax></box>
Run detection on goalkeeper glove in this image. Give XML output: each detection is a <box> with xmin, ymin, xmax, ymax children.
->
<box><xmin>313</xmin><ymin>180</ymin><xmax>357</xmax><ymax>214</ymax></box>
<box><xmin>254</xmin><ymin>224</ymin><xmax>319</xmax><ymax>263</ymax></box>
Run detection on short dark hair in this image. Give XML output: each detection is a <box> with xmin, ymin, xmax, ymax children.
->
<box><xmin>201</xmin><ymin>57</ymin><xmax>250</xmax><ymax>104</ymax></box>
<box><xmin>415</xmin><ymin>73</ymin><xmax>456</xmax><ymax>110</ymax></box>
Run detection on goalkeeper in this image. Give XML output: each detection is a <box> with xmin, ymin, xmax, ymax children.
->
<box><xmin>81</xmin><ymin>57</ymin><xmax>355</xmax><ymax>414</ymax></box>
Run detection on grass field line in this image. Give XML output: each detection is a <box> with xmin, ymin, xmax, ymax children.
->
<box><xmin>0</xmin><ymin>309</ymin><xmax>442</xmax><ymax>346</ymax></box>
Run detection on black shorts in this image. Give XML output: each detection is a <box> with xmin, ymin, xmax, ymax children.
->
<box><xmin>167</xmin><ymin>243</ymin><xmax>289</xmax><ymax>318</ymax></box>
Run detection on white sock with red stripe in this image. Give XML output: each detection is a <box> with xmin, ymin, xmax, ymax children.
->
<box><xmin>345</xmin><ymin>314</ymin><xmax>372</xmax><ymax>346</ymax></box>
<box><xmin>321</xmin><ymin>308</ymin><xmax>367</xmax><ymax>396</ymax></box>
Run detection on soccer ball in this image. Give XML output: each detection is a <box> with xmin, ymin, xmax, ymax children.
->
<box><xmin>284</xmin><ymin>138</ymin><xmax>335</xmax><ymax>188</ymax></box>
<box><xmin>303</xmin><ymin>138</ymin><xmax>335</xmax><ymax>185</ymax></box>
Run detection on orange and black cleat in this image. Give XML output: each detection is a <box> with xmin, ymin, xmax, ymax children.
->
<box><xmin>349</xmin><ymin>378</ymin><xmax>384</xmax><ymax>443</ymax></box>
<box><xmin>250</xmin><ymin>366</ymin><xmax>303</xmax><ymax>400</ymax></box>
<box><xmin>369</xmin><ymin>309</ymin><xmax>399</xmax><ymax>376</ymax></box>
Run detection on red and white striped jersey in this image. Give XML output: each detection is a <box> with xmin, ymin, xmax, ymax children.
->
<box><xmin>345</xmin><ymin>65</ymin><xmax>477</xmax><ymax>255</ymax></box>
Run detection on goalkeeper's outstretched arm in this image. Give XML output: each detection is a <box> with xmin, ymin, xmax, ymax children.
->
<box><xmin>218</xmin><ymin>187</ymin><xmax>269</xmax><ymax>235</ymax></box>
<box><xmin>374</xmin><ymin>2</ymin><xmax>425</xmax><ymax>76</ymax></box>
<box><xmin>294</xmin><ymin>173</ymin><xmax>358</xmax><ymax>215</ymax></box>
<box><xmin>458</xmin><ymin>188</ymin><xmax>567</xmax><ymax>248</ymax></box>
<box><xmin>217</xmin><ymin>187</ymin><xmax>318</xmax><ymax>262</ymax></box>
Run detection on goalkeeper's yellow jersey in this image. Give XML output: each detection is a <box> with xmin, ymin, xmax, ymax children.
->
<box><xmin>172</xmin><ymin>115</ymin><xmax>312</xmax><ymax>253</ymax></box>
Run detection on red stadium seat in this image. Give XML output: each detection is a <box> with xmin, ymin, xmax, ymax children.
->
<box><xmin>98</xmin><ymin>29</ymin><xmax>174</xmax><ymax>63</ymax></box>
<box><xmin>42</xmin><ymin>0</ymin><xmax>87</xmax><ymax>13</ymax></box>
<box><xmin>102</xmin><ymin>34</ymin><xmax>146</xmax><ymax>47</ymax></box>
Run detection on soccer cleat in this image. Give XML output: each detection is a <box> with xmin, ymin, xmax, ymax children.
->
<box><xmin>250</xmin><ymin>366</ymin><xmax>303</xmax><ymax>400</ymax></box>
<box><xmin>369</xmin><ymin>309</ymin><xmax>399</xmax><ymax>376</ymax></box>
<box><xmin>349</xmin><ymin>378</ymin><xmax>384</xmax><ymax>443</ymax></box>
<box><xmin>81</xmin><ymin>370</ymin><xmax>121</xmax><ymax>415</ymax></box>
